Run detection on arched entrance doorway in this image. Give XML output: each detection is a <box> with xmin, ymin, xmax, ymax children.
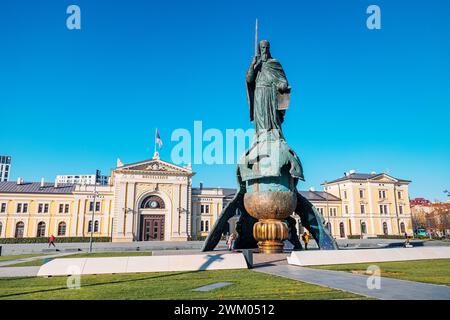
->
<box><xmin>139</xmin><ymin>195</ymin><xmax>166</xmax><ymax>241</ymax></box>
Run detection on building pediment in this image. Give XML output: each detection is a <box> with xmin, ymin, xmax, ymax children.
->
<box><xmin>370</xmin><ymin>174</ymin><xmax>399</xmax><ymax>183</ymax></box>
<box><xmin>115</xmin><ymin>158</ymin><xmax>193</xmax><ymax>176</ymax></box>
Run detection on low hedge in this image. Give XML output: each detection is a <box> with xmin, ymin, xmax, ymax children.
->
<box><xmin>0</xmin><ymin>237</ymin><xmax>111</xmax><ymax>244</ymax></box>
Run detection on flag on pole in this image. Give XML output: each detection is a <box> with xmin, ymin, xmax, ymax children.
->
<box><xmin>155</xmin><ymin>128</ymin><xmax>163</xmax><ymax>149</ymax></box>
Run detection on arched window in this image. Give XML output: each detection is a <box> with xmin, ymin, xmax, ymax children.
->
<box><xmin>200</xmin><ymin>220</ymin><xmax>204</xmax><ymax>232</ymax></box>
<box><xmin>0</xmin><ymin>222</ymin><xmax>2</xmax><ymax>237</ymax></box>
<box><xmin>400</xmin><ymin>222</ymin><xmax>406</xmax><ymax>234</ymax></box>
<box><xmin>383</xmin><ymin>222</ymin><xmax>388</xmax><ymax>235</ymax></box>
<box><xmin>361</xmin><ymin>222</ymin><xmax>367</xmax><ymax>234</ymax></box>
<box><xmin>339</xmin><ymin>222</ymin><xmax>345</xmax><ymax>238</ymax></box>
<box><xmin>94</xmin><ymin>220</ymin><xmax>99</xmax><ymax>232</ymax></box>
<box><xmin>58</xmin><ymin>222</ymin><xmax>66</xmax><ymax>236</ymax></box>
<box><xmin>205</xmin><ymin>220</ymin><xmax>209</xmax><ymax>232</ymax></box>
<box><xmin>140</xmin><ymin>195</ymin><xmax>165</xmax><ymax>209</ymax></box>
<box><xmin>326</xmin><ymin>222</ymin><xmax>332</xmax><ymax>235</ymax></box>
<box><xmin>36</xmin><ymin>221</ymin><xmax>46</xmax><ymax>238</ymax></box>
<box><xmin>15</xmin><ymin>221</ymin><xmax>24</xmax><ymax>238</ymax></box>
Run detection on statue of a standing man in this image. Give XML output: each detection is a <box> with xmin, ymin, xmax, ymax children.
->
<box><xmin>246</xmin><ymin>40</ymin><xmax>291</xmax><ymax>136</ymax></box>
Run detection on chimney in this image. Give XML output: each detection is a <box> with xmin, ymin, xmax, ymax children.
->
<box><xmin>349</xmin><ymin>169</ymin><xmax>356</xmax><ymax>175</ymax></box>
<box><xmin>54</xmin><ymin>179</ymin><xmax>58</xmax><ymax>188</ymax></box>
<box><xmin>40</xmin><ymin>178</ymin><xmax>45</xmax><ymax>187</ymax></box>
<box><xmin>199</xmin><ymin>182</ymin><xmax>203</xmax><ymax>190</ymax></box>
<box><xmin>16</xmin><ymin>177</ymin><xmax>22</xmax><ymax>185</ymax></box>
<box><xmin>309</xmin><ymin>187</ymin><xmax>315</xmax><ymax>192</ymax></box>
<box><xmin>371</xmin><ymin>171</ymin><xmax>376</xmax><ymax>175</ymax></box>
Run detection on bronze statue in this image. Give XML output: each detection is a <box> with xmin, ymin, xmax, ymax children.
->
<box><xmin>202</xmin><ymin>21</ymin><xmax>338</xmax><ymax>253</ymax></box>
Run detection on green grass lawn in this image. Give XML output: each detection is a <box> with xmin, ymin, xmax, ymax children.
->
<box><xmin>311</xmin><ymin>259</ymin><xmax>450</xmax><ymax>286</ymax></box>
<box><xmin>2</xmin><ymin>251</ymin><xmax>153</xmax><ymax>267</ymax></box>
<box><xmin>0</xmin><ymin>254</ymin><xmax>47</xmax><ymax>263</ymax></box>
<box><xmin>0</xmin><ymin>269</ymin><xmax>366</xmax><ymax>300</ymax></box>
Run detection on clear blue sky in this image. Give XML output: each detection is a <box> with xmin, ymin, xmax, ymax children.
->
<box><xmin>1</xmin><ymin>0</ymin><xmax>449</xmax><ymax>201</ymax></box>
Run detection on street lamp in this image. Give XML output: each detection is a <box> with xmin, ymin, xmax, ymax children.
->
<box><xmin>88</xmin><ymin>170</ymin><xmax>100</xmax><ymax>253</ymax></box>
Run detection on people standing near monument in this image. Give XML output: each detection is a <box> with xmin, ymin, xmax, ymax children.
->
<box><xmin>302</xmin><ymin>231</ymin><xmax>309</xmax><ymax>250</ymax></box>
<box><xmin>227</xmin><ymin>233</ymin><xmax>236</xmax><ymax>251</ymax></box>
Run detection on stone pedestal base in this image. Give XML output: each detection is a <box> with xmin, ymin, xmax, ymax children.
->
<box><xmin>253</xmin><ymin>219</ymin><xmax>288</xmax><ymax>254</ymax></box>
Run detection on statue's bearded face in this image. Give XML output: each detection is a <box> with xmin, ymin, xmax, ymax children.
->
<box><xmin>260</xmin><ymin>41</ymin><xmax>271</xmax><ymax>61</ymax></box>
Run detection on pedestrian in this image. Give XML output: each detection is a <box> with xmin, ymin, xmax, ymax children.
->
<box><xmin>227</xmin><ymin>233</ymin><xmax>236</xmax><ymax>251</ymax></box>
<box><xmin>302</xmin><ymin>231</ymin><xmax>309</xmax><ymax>250</ymax></box>
<box><xmin>49</xmin><ymin>234</ymin><xmax>56</xmax><ymax>248</ymax></box>
<box><xmin>404</xmin><ymin>232</ymin><xmax>410</xmax><ymax>246</ymax></box>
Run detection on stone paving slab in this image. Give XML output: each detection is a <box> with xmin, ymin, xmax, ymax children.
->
<box><xmin>254</xmin><ymin>264</ymin><xmax>450</xmax><ymax>300</ymax></box>
<box><xmin>192</xmin><ymin>282</ymin><xmax>233</xmax><ymax>292</ymax></box>
<box><xmin>0</xmin><ymin>266</ymin><xmax>40</xmax><ymax>278</ymax></box>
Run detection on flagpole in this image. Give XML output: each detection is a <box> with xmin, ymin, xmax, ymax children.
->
<box><xmin>154</xmin><ymin>128</ymin><xmax>157</xmax><ymax>156</ymax></box>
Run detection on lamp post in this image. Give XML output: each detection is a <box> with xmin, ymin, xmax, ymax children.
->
<box><xmin>88</xmin><ymin>170</ymin><xmax>100</xmax><ymax>253</ymax></box>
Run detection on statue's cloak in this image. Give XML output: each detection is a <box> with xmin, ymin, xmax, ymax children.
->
<box><xmin>246</xmin><ymin>59</ymin><xmax>288</xmax><ymax>122</ymax></box>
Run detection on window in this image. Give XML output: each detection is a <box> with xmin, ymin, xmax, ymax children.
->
<box><xmin>95</xmin><ymin>202</ymin><xmax>101</xmax><ymax>212</ymax></box>
<box><xmin>15</xmin><ymin>221</ymin><xmax>24</xmax><ymax>238</ymax></box>
<box><xmin>64</xmin><ymin>204</ymin><xmax>69</xmax><ymax>213</ymax></box>
<box><xmin>379</xmin><ymin>204</ymin><xmax>388</xmax><ymax>214</ymax></box>
<box><xmin>200</xmin><ymin>220</ymin><xmax>204</xmax><ymax>232</ymax></box>
<box><xmin>339</xmin><ymin>222</ymin><xmax>345</xmax><ymax>238</ymax></box>
<box><xmin>361</xmin><ymin>222</ymin><xmax>367</xmax><ymax>234</ymax></box>
<box><xmin>329</xmin><ymin>208</ymin><xmax>337</xmax><ymax>216</ymax></box>
<box><xmin>59</xmin><ymin>204</ymin><xmax>64</xmax><ymax>213</ymax></box>
<box><xmin>383</xmin><ymin>222</ymin><xmax>388</xmax><ymax>235</ymax></box>
<box><xmin>200</xmin><ymin>204</ymin><xmax>210</xmax><ymax>214</ymax></box>
<box><xmin>399</xmin><ymin>205</ymin><xmax>403</xmax><ymax>214</ymax></box>
<box><xmin>38</xmin><ymin>204</ymin><xmax>49</xmax><ymax>213</ymax></box>
<box><xmin>205</xmin><ymin>220</ymin><xmax>209</xmax><ymax>232</ymax></box>
<box><xmin>58</xmin><ymin>222</ymin><xmax>66</xmax><ymax>236</ymax></box>
<box><xmin>0</xmin><ymin>222</ymin><xmax>2</xmax><ymax>236</ymax></box>
<box><xmin>378</xmin><ymin>190</ymin><xmax>387</xmax><ymax>199</ymax></box>
<box><xmin>397</xmin><ymin>191</ymin><xmax>402</xmax><ymax>199</ymax></box>
<box><xmin>0</xmin><ymin>203</ymin><xmax>6</xmax><ymax>213</ymax></box>
<box><xmin>89</xmin><ymin>202</ymin><xmax>94</xmax><ymax>212</ymax></box>
<box><xmin>360</xmin><ymin>204</ymin><xmax>365</xmax><ymax>214</ymax></box>
<box><xmin>343</xmin><ymin>191</ymin><xmax>347</xmax><ymax>199</ymax></box>
<box><xmin>36</xmin><ymin>222</ymin><xmax>46</xmax><ymax>238</ymax></box>
<box><xmin>16</xmin><ymin>203</ymin><xmax>28</xmax><ymax>213</ymax></box>
<box><xmin>359</xmin><ymin>189</ymin><xmax>365</xmax><ymax>198</ymax></box>
<box><xmin>88</xmin><ymin>220</ymin><xmax>93</xmax><ymax>232</ymax></box>
<box><xmin>140</xmin><ymin>195</ymin><xmax>165</xmax><ymax>209</ymax></box>
<box><xmin>94</xmin><ymin>220</ymin><xmax>99</xmax><ymax>232</ymax></box>
<box><xmin>317</xmin><ymin>207</ymin><xmax>324</xmax><ymax>215</ymax></box>
<box><xmin>344</xmin><ymin>205</ymin><xmax>348</xmax><ymax>214</ymax></box>
<box><xmin>400</xmin><ymin>222</ymin><xmax>406</xmax><ymax>234</ymax></box>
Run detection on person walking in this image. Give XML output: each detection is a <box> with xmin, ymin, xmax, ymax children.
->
<box><xmin>302</xmin><ymin>231</ymin><xmax>309</xmax><ymax>250</ymax></box>
<box><xmin>227</xmin><ymin>233</ymin><xmax>236</xmax><ymax>251</ymax></box>
<box><xmin>49</xmin><ymin>234</ymin><xmax>56</xmax><ymax>248</ymax></box>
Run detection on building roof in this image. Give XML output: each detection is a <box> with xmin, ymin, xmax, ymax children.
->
<box><xmin>322</xmin><ymin>172</ymin><xmax>411</xmax><ymax>185</ymax></box>
<box><xmin>192</xmin><ymin>187</ymin><xmax>340</xmax><ymax>202</ymax></box>
<box><xmin>298</xmin><ymin>191</ymin><xmax>341</xmax><ymax>202</ymax></box>
<box><xmin>0</xmin><ymin>182</ymin><xmax>76</xmax><ymax>194</ymax></box>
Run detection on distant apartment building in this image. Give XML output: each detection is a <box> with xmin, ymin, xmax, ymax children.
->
<box><xmin>0</xmin><ymin>156</ymin><xmax>11</xmax><ymax>182</ymax></box>
<box><xmin>56</xmin><ymin>174</ymin><xmax>109</xmax><ymax>185</ymax></box>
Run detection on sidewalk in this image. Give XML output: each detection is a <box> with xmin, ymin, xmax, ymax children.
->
<box><xmin>254</xmin><ymin>264</ymin><xmax>450</xmax><ymax>300</ymax></box>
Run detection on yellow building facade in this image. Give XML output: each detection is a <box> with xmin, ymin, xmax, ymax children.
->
<box><xmin>321</xmin><ymin>171</ymin><xmax>413</xmax><ymax>238</ymax></box>
<box><xmin>0</xmin><ymin>165</ymin><xmax>413</xmax><ymax>241</ymax></box>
